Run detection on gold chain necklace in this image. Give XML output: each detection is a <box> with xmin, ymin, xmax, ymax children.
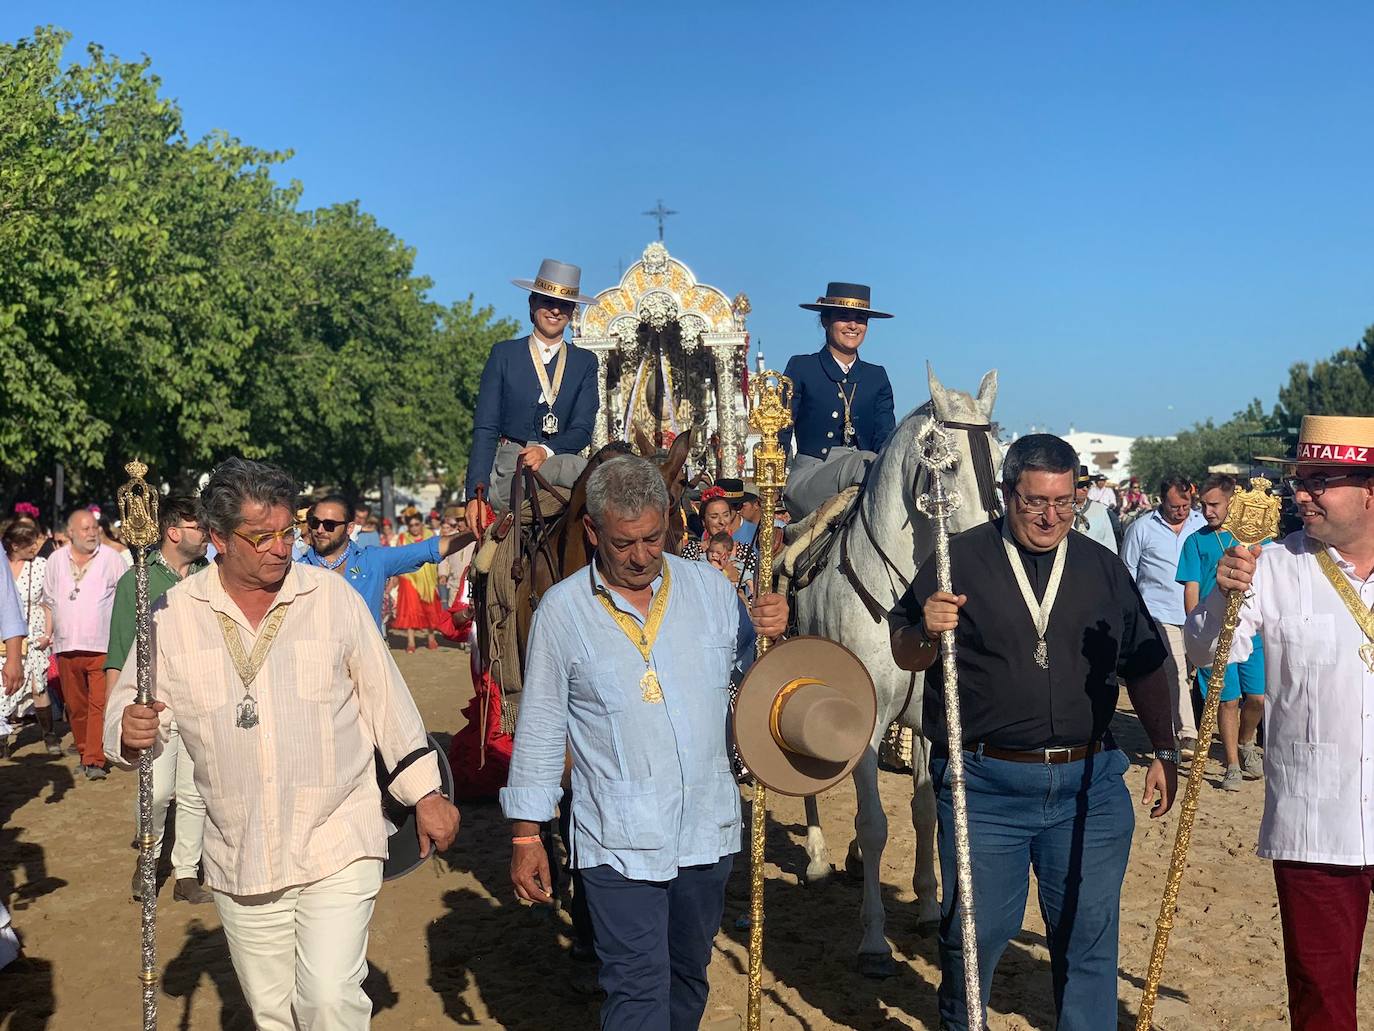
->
<box><xmin>1314</xmin><ymin>549</ymin><xmax>1374</xmax><ymax>673</ymax></box>
<box><xmin>217</xmin><ymin>606</ymin><xmax>290</xmax><ymax>729</ymax></box>
<box><xmin>592</xmin><ymin>562</ymin><xmax>672</xmax><ymax>703</ymax></box>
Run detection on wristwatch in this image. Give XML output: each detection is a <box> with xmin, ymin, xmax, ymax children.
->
<box><xmin>1153</xmin><ymin>748</ymin><xmax>1180</xmax><ymax>765</ymax></box>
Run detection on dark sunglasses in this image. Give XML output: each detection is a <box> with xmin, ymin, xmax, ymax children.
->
<box><xmin>307</xmin><ymin>517</ymin><xmax>347</xmax><ymax>531</ymax></box>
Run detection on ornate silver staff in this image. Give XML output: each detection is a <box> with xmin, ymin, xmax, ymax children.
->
<box><xmin>1136</xmin><ymin>476</ymin><xmax>1279</xmax><ymax>1029</ymax></box>
<box><xmin>117</xmin><ymin>460</ymin><xmax>160</xmax><ymax>1030</ymax></box>
<box><xmin>914</xmin><ymin>419</ymin><xmax>983</xmax><ymax>1030</ymax></box>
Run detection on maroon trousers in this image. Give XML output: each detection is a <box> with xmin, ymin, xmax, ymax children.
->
<box><xmin>1273</xmin><ymin>860</ymin><xmax>1374</xmax><ymax>1029</ymax></box>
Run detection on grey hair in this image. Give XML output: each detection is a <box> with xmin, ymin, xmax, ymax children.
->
<box><xmin>199</xmin><ymin>457</ymin><xmax>299</xmax><ymax>537</ymax></box>
<box><xmin>585</xmin><ymin>455</ymin><xmax>669</xmax><ymax>525</ymax></box>
<box><xmin>1000</xmin><ymin>433</ymin><xmax>1079</xmax><ymax>491</ymax></box>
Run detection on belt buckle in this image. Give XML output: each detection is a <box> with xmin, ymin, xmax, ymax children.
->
<box><xmin>1042</xmin><ymin>747</ymin><xmax>1073</xmax><ymax>764</ymax></box>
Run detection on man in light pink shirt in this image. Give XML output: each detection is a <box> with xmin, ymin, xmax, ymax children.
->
<box><xmin>43</xmin><ymin>508</ymin><xmax>125</xmax><ymax>779</ymax></box>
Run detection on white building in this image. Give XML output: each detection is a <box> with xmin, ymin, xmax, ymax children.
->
<box><xmin>1060</xmin><ymin>430</ymin><xmax>1139</xmax><ymax>482</ymax></box>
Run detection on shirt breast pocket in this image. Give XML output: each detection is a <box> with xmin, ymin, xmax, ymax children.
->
<box><xmin>1277</xmin><ymin>615</ymin><xmax>1337</xmax><ymax>669</ymax></box>
<box><xmin>570</xmin><ymin>653</ymin><xmax>632</xmax><ymax>716</ymax></box>
<box><xmin>289</xmin><ymin>640</ymin><xmax>349</xmax><ymax>704</ymax></box>
<box><xmin>161</xmin><ymin>649</ymin><xmax>235</xmax><ymax>719</ymax></box>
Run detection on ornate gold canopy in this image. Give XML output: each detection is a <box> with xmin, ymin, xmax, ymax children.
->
<box><xmin>573</xmin><ymin>242</ymin><xmax>752</xmax><ymax>474</ymax></box>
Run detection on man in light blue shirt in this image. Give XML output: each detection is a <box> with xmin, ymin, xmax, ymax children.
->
<box><xmin>295</xmin><ymin>494</ymin><xmax>470</xmax><ymax>632</ymax></box>
<box><xmin>502</xmin><ymin>455</ymin><xmax>786</xmax><ymax>1031</ymax></box>
<box><xmin>1121</xmin><ymin>476</ymin><xmax>1206</xmax><ymax>756</ymax></box>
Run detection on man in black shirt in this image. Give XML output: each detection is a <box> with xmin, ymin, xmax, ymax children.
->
<box><xmin>890</xmin><ymin>433</ymin><xmax>1178</xmax><ymax>1031</ymax></box>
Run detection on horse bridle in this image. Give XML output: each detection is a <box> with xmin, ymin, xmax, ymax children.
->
<box><xmin>936</xmin><ymin>419</ymin><xmax>1001</xmax><ymax>519</ymax></box>
<box><xmin>842</xmin><ymin>416</ymin><xmax>1001</xmax><ymax>625</ymax></box>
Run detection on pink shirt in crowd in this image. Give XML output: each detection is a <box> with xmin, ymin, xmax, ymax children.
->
<box><xmin>42</xmin><ymin>543</ymin><xmax>126</xmax><ymax>655</ymax></box>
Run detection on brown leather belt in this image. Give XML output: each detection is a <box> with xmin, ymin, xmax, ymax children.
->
<box><xmin>977</xmin><ymin>741</ymin><xmax>1107</xmax><ymax>765</ymax></box>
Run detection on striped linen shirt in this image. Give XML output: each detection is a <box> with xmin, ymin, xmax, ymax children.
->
<box><xmin>103</xmin><ymin>562</ymin><xmax>439</xmax><ymax>896</ymax></box>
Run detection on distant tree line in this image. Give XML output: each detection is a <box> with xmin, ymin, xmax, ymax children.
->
<box><xmin>0</xmin><ymin>27</ymin><xmax>517</xmax><ymax>515</ymax></box>
<box><xmin>1130</xmin><ymin>324</ymin><xmax>1374</xmax><ymax>489</ymax></box>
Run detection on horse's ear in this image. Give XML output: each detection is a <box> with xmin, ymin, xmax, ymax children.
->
<box><xmin>927</xmin><ymin>363</ymin><xmax>948</xmax><ymax>415</ymax></box>
<box><xmin>975</xmin><ymin>369</ymin><xmax>998</xmax><ymax>416</ymax></box>
<box><xmin>663</xmin><ymin>427</ymin><xmax>692</xmax><ymax>488</ymax></box>
<box><xmin>632</xmin><ymin>425</ymin><xmax>654</xmax><ymax>457</ymax></box>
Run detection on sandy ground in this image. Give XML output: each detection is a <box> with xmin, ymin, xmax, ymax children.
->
<box><xmin>4</xmin><ymin>642</ymin><xmax>1374</xmax><ymax>1030</ymax></box>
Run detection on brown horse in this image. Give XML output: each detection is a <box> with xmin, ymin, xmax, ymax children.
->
<box><xmin>479</xmin><ymin>429</ymin><xmax>695</xmax><ymax>703</ymax></box>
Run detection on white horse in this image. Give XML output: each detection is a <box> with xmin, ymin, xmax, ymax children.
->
<box><xmin>792</xmin><ymin>367</ymin><xmax>1002</xmax><ymax>978</ymax></box>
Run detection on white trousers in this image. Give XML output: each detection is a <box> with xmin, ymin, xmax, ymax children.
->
<box><xmin>134</xmin><ymin>719</ymin><xmax>206</xmax><ymax>878</ymax></box>
<box><xmin>1156</xmin><ymin>620</ymin><xmax>1197</xmax><ymax>741</ymax></box>
<box><xmin>214</xmin><ymin>858</ymin><xmax>382</xmax><ymax>1031</ymax></box>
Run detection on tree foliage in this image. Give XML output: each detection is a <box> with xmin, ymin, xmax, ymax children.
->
<box><xmin>0</xmin><ymin>27</ymin><xmax>516</xmax><ymax>508</ymax></box>
<box><xmin>1130</xmin><ymin>325</ymin><xmax>1374</xmax><ymax>486</ymax></box>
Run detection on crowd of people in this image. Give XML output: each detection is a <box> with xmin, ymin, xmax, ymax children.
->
<box><xmin>2</xmin><ymin>251</ymin><xmax>1370</xmax><ymax>1031</ymax></box>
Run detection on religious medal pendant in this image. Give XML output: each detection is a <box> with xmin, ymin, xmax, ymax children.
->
<box><xmin>1034</xmin><ymin>638</ymin><xmax>1050</xmax><ymax>670</ymax></box>
<box><xmin>235</xmin><ymin>694</ymin><xmax>260</xmax><ymax>729</ymax></box>
<box><xmin>843</xmin><ymin>420</ymin><xmax>856</xmax><ymax>446</ymax></box>
<box><xmin>542</xmin><ymin>410</ymin><xmax>559</xmax><ymax>436</ymax></box>
<box><xmin>640</xmin><ymin>667</ymin><xmax>664</xmax><ymax>704</ymax></box>
<box><xmin>1361</xmin><ymin>642</ymin><xmax>1374</xmax><ymax>675</ymax></box>
<box><xmin>68</xmin><ymin>588</ymin><xmax>79</xmax><ymax>601</ymax></box>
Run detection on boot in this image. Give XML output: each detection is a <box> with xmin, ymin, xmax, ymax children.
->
<box><xmin>35</xmin><ymin>707</ymin><xmax>62</xmax><ymax>756</ymax></box>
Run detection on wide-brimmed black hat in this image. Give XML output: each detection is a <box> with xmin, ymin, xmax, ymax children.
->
<box><xmin>799</xmin><ymin>282</ymin><xmax>893</xmax><ymax>319</ymax></box>
<box><xmin>377</xmin><ymin>734</ymin><xmax>454</xmax><ymax>880</ymax></box>
<box><xmin>1076</xmin><ymin>465</ymin><xmax>1091</xmax><ymax>488</ymax></box>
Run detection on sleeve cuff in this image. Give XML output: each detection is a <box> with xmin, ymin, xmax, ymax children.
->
<box><xmin>499</xmin><ymin>784</ymin><xmax>562</xmax><ymax>824</ymax></box>
<box><xmin>539</xmin><ymin>444</ymin><xmax>554</xmax><ymax>458</ymax></box>
<box><xmin>389</xmin><ymin>752</ymin><xmax>441</xmax><ymax>806</ymax></box>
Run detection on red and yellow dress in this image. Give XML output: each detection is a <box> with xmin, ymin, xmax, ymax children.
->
<box><xmin>390</xmin><ymin>528</ymin><xmax>447</xmax><ymax>631</ymax></box>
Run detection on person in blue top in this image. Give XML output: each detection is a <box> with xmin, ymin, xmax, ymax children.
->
<box><xmin>503</xmin><ymin>455</ymin><xmax>787</xmax><ymax>1031</ymax></box>
<box><xmin>296</xmin><ymin>495</ymin><xmax>472</xmax><ymax>634</ymax></box>
<box><xmin>1176</xmin><ymin>472</ymin><xmax>1268</xmax><ymax>791</ymax></box>
<box><xmin>464</xmin><ymin>258</ymin><xmax>601</xmax><ymax>528</ymax></box>
<box><xmin>779</xmin><ymin>282</ymin><xmax>897</xmax><ymax>520</ymax></box>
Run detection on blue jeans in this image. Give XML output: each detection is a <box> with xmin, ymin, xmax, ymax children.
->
<box><xmin>930</xmin><ymin>746</ymin><xmax>1134</xmax><ymax>1031</ymax></box>
<box><xmin>580</xmin><ymin>855</ymin><xmax>733</xmax><ymax>1031</ymax></box>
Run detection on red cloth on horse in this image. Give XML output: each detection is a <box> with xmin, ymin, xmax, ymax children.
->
<box><xmin>449</xmin><ymin>658</ymin><xmax>513</xmax><ymax>802</ymax></box>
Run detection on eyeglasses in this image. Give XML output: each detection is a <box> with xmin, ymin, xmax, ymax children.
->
<box><xmin>173</xmin><ymin>523</ymin><xmax>204</xmax><ymax>535</ymax></box>
<box><xmin>1285</xmin><ymin>474</ymin><xmax>1370</xmax><ymax>497</ymax></box>
<box><xmin>306</xmin><ymin>517</ymin><xmax>347</xmax><ymax>531</ymax></box>
<box><xmin>232</xmin><ymin>526</ymin><xmax>295</xmax><ymax>552</ymax></box>
<box><xmin>1012</xmin><ymin>489</ymin><xmax>1076</xmax><ymax>515</ymax></box>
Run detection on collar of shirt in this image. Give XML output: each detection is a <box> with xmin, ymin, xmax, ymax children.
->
<box><xmin>149</xmin><ymin>548</ymin><xmax>209</xmax><ymax>581</ymax></box>
<box><xmin>819</xmin><ymin>348</ymin><xmax>860</xmax><ymax>382</ymax></box>
<box><xmin>588</xmin><ymin>557</ymin><xmax>665</xmax><ymax>621</ymax></box>
<box><xmin>531</xmin><ymin>334</ymin><xmax>563</xmax><ymax>364</ymax></box>
<box><xmin>189</xmin><ymin>562</ymin><xmax>320</xmax><ymax>632</ymax></box>
<box><xmin>296</xmin><ymin>540</ymin><xmax>353</xmax><ymax>570</ymax></box>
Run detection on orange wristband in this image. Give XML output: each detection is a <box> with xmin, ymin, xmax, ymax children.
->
<box><xmin>511</xmin><ymin>835</ymin><xmax>541</xmax><ymax>845</ymax></box>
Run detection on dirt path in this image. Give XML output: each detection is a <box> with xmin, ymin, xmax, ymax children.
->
<box><xmin>3</xmin><ymin>643</ymin><xmax>1370</xmax><ymax>1028</ymax></box>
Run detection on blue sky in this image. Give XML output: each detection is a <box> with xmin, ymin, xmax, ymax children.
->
<box><xmin>8</xmin><ymin>3</ymin><xmax>1373</xmax><ymax>437</ymax></box>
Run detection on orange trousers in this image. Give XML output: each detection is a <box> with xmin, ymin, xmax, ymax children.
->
<box><xmin>57</xmin><ymin>651</ymin><xmax>107</xmax><ymax>768</ymax></box>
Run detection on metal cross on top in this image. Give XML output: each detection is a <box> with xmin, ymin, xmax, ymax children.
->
<box><xmin>642</xmin><ymin>198</ymin><xmax>677</xmax><ymax>241</ymax></box>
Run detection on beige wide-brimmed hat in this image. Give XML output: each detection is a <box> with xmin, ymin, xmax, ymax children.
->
<box><xmin>1256</xmin><ymin>415</ymin><xmax>1374</xmax><ymax>469</ymax></box>
<box><xmin>512</xmin><ymin>258</ymin><xmax>598</xmax><ymax>305</ymax></box>
<box><xmin>733</xmin><ymin>636</ymin><xmax>877</xmax><ymax>796</ymax></box>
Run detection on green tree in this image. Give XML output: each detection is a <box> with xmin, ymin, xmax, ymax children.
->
<box><xmin>0</xmin><ymin>27</ymin><xmax>513</xmax><ymax>509</ymax></box>
<box><xmin>1129</xmin><ymin>401</ymin><xmax>1272</xmax><ymax>489</ymax></box>
<box><xmin>1273</xmin><ymin>324</ymin><xmax>1374</xmax><ymax>426</ymax></box>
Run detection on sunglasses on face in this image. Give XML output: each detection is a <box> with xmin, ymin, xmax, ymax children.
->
<box><xmin>307</xmin><ymin>517</ymin><xmax>347</xmax><ymax>531</ymax></box>
<box><xmin>232</xmin><ymin>526</ymin><xmax>295</xmax><ymax>552</ymax></box>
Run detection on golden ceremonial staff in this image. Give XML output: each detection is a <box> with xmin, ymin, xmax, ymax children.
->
<box><xmin>744</xmin><ymin>369</ymin><xmax>790</xmax><ymax>1031</ymax></box>
<box><xmin>117</xmin><ymin>460</ymin><xmax>161</xmax><ymax>1031</ymax></box>
<box><xmin>914</xmin><ymin>420</ymin><xmax>983</xmax><ymax>1030</ymax></box>
<box><xmin>1136</xmin><ymin>475</ymin><xmax>1280</xmax><ymax>1029</ymax></box>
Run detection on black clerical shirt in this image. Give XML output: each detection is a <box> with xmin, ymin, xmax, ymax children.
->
<box><xmin>893</xmin><ymin>519</ymin><xmax>1166</xmax><ymax>750</ymax></box>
